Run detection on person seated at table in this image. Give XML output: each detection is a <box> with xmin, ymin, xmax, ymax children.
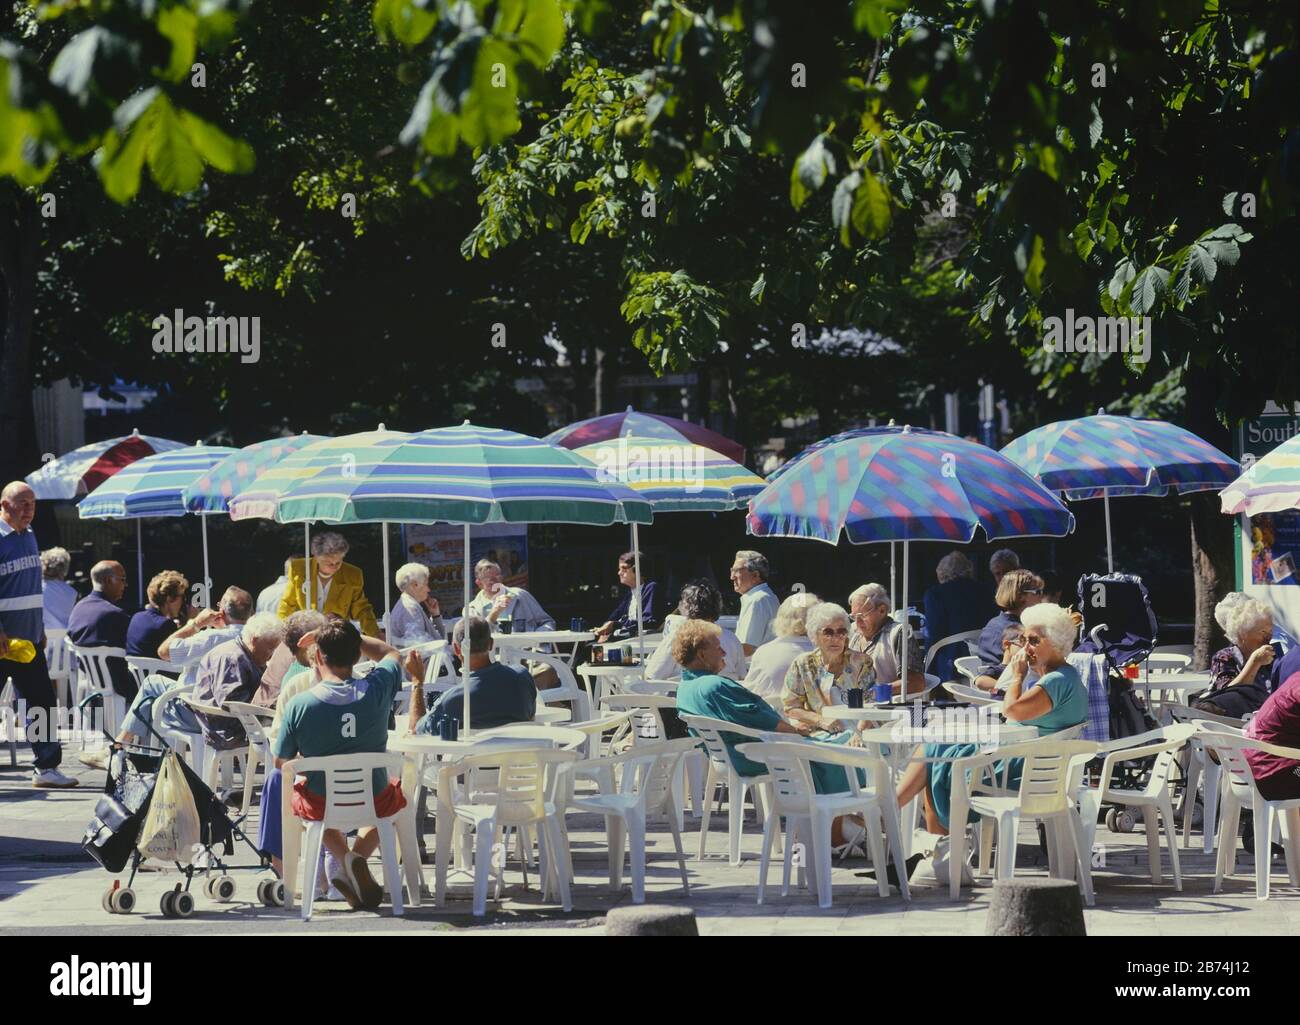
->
<box><xmin>848</xmin><ymin>583</ymin><xmax>927</xmax><ymax>698</ymax></box>
<box><xmin>40</xmin><ymin>546</ymin><xmax>79</xmax><ymax>632</ymax></box>
<box><xmin>974</xmin><ymin>568</ymin><xmax>1044</xmax><ymax>668</ymax></box>
<box><xmin>67</xmin><ymin>560</ymin><xmax>137</xmax><ymax>702</ymax></box>
<box><xmin>971</xmin><ymin>624</ymin><xmax>1026</xmax><ymax>693</ymax></box>
<box><xmin>409</xmin><ymin>615</ymin><xmax>536</xmax><ymax>735</ymax></box>
<box><xmin>894</xmin><ymin>603</ymin><xmax>1088</xmax><ymax>877</ymax></box>
<box><xmin>114</xmin><ymin>586</ymin><xmax>253</xmax><ymax>753</ymax></box>
<box><xmin>732</xmin><ymin>550</ymin><xmax>779</xmax><ymax>656</ymax></box>
<box><xmin>277</xmin><ymin>532</ymin><xmax>379</xmax><ymax>637</ymax></box>
<box><xmin>1244</xmin><ymin>668</ymin><xmax>1300</xmax><ymax>802</ymax></box>
<box><xmin>191</xmin><ymin>613</ymin><xmax>287</xmax><ymax>756</ymax></box>
<box><xmin>271</xmin><ymin>620</ymin><xmax>409</xmax><ymax>908</ymax></box>
<box><xmin>923</xmin><ymin>551</ymin><xmax>996</xmax><ymax>683</ymax></box>
<box><xmin>782</xmin><ymin>602</ymin><xmax>876</xmax><ymax>737</ymax></box>
<box><xmin>386</xmin><ymin>562</ymin><xmax>446</xmax><ymax>647</ymax></box>
<box><xmin>465</xmin><ymin>558</ymin><xmax>555</xmax><ymax>632</ymax></box>
<box><xmin>743</xmin><ymin>591</ymin><xmax>819</xmax><ymax>704</ymax></box>
<box><xmin>258</xmin><ymin>613</ymin><xmax>399</xmax><ymax>878</ymax></box>
<box><xmin>127</xmin><ymin>570</ymin><xmax>190</xmax><ymax>658</ymax></box>
<box><xmin>645</xmin><ymin>579</ymin><xmax>747</xmax><ymax>681</ymax></box>
<box><xmin>593</xmin><ymin>551</ymin><xmax>657</xmax><ymax>643</ymax></box>
<box><xmin>1192</xmin><ymin>595</ymin><xmax>1275</xmax><ymax>718</ymax></box>
<box><xmin>676</xmin><ymin>618</ymin><xmax>868</xmax><ymax>849</ymax></box>
<box><xmin>1039</xmin><ymin>569</ymin><xmax>1068</xmax><ymax>606</ymax></box>
<box><xmin>989</xmin><ymin>548</ymin><xmax>1020</xmax><ymax>587</ymax></box>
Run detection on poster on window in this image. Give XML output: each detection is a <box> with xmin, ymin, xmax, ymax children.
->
<box><xmin>401</xmin><ymin>523</ymin><xmax>529</xmax><ymax>613</ymax></box>
<box><xmin>1238</xmin><ymin>405</ymin><xmax>1300</xmax><ymax>634</ymax></box>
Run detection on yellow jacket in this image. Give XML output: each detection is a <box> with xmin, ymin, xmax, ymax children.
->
<box><xmin>276</xmin><ymin>558</ymin><xmax>379</xmax><ymax>637</ymax></box>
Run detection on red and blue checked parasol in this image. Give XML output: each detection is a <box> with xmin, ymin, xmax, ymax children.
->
<box><xmin>546</xmin><ymin>406</ymin><xmax>746</xmax><ymax>465</ymax></box>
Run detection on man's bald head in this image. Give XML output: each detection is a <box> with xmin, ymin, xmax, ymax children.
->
<box><xmin>0</xmin><ymin>482</ymin><xmax>36</xmax><ymax>531</ymax></box>
<box><xmin>91</xmin><ymin>561</ymin><xmax>127</xmax><ymax>602</ymax></box>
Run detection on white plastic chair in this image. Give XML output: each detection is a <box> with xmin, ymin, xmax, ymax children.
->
<box><xmin>1199</xmin><ymin>728</ymin><xmax>1300</xmax><ymax>901</ymax></box>
<box><xmin>561</xmin><ymin>738</ymin><xmax>696</xmax><ymax>903</ymax></box>
<box><xmin>281</xmin><ymin>751</ymin><xmax>423</xmax><ymax>920</ymax></box>
<box><xmin>144</xmin><ymin>683</ymin><xmax>203</xmax><ymax>765</ymax></box>
<box><xmin>1</xmin><ymin>677</ymin><xmax>17</xmax><ymax>767</ymax></box>
<box><xmin>70</xmin><ymin>644</ymin><xmax>129</xmax><ymax>746</ymax></box>
<box><xmin>498</xmin><ymin>645</ymin><xmax>593</xmax><ymax>722</ymax></box>
<box><xmin>953</xmin><ymin>656</ymin><xmax>983</xmax><ymax>682</ymax></box>
<box><xmin>945</xmin><ymin>683</ymin><xmax>1000</xmax><ymax>706</ymax></box>
<box><xmin>1076</xmin><ymin>724</ymin><xmax>1195</xmax><ymax>890</ymax></box>
<box><xmin>436</xmin><ymin>748</ymin><xmax>579</xmax><ymax>915</ymax></box>
<box><xmin>739</xmin><ymin>739</ymin><xmax>909</xmax><ymax>908</ymax></box>
<box><xmin>678</xmin><ymin>713</ymin><xmax>773</xmax><ymax>866</ymax></box>
<box><xmin>125</xmin><ymin>655</ymin><xmax>181</xmax><ymax>694</ymax></box>
<box><xmin>44</xmin><ymin>629</ymin><xmax>73</xmax><ymax>722</ymax></box>
<box><xmin>924</xmin><ymin>629</ymin><xmax>983</xmax><ymax>677</ymax></box>
<box><xmin>224</xmin><ymin>700</ymin><xmax>276</xmax><ymax>815</ymax></box>
<box><xmin>177</xmin><ymin>694</ymin><xmax>246</xmax><ymax>793</ymax></box>
<box><xmin>1168</xmin><ymin>703</ymin><xmax>1247</xmax><ymax>854</ymax></box>
<box><xmin>958</xmin><ymin>738</ymin><xmax>1100</xmax><ymax>905</ymax></box>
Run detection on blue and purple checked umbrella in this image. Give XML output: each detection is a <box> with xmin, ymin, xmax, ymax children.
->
<box><xmin>1001</xmin><ymin>413</ymin><xmax>1238</xmax><ymax>570</ymax></box>
<box><xmin>747</xmin><ymin>427</ymin><xmax>1074</xmax><ymax>700</ymax></box>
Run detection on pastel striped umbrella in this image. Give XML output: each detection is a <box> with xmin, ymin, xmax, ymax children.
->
<box><xmin>1002</xmin><ymin>412</ymin><xmax>1239</xmax><ymax>570</ymax></box>
<box><xmin>747</xmin><ymin>426</ymin><xmax>1074</xmax><ymax>704</ymax></box>
<box><xmin>26</xmin><ymin>430</ymin><xmax>187</xmax><ymax>499</ymax></box>
<box><xmin>1221</xmin><ymin>434</ymin><xmax>1300</xmax><ymax>516</ymax></box>
<box><xmin>570</xmin><ymin>434</ymin><xmax>766</xmax><ymax>511</ymax></box>
<box><xmin>546</xmin><ymin>406</ymin><xmax>746</xmax><ymax>464</ymax></box>
<box><xmin>267</xmin><ymin>422</ymin><xmax>653</xmax><ymax>735</ymax></box>
<box><xmin>77</xmin><ymin>442</ymin><xmax>237</xmax><ymax>603</ymax></box>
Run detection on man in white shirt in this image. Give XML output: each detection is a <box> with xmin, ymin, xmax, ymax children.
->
<box><xmin>731</xmin><ymin>550</ymin><xmax>779</xmax><ymax>656</ymax></box>
<box><xmin>465</xmin><ymin>558</ymin><xmax>554</xmax><ymax>631</ymax></box>
<box><xmin>257</xmin><ymin>560</ymin><xmax>291</xmax><ymax>615</ymax></box>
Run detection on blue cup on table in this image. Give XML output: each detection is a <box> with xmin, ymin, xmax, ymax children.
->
<box><xmin>571</xmin><ymin>617</ymin><xmax>585</xmax><ymax>632</ymax></box>
<box><xmin>872</xmin><ymin>682</ymin><xmax>893</xmax><ymax>704</ymax></box>
<box><xmin>846</xmin><ymin>688</ymin><xmax>864</xmax><ymax>709</ymax></box>
<box><xmin>607</xmin><ymin>647</ymin><xmax>623</xmax><ymax>666</ymax></box>
<box><xmin>439</xmin><ymin>716</ymin><xmax>459</xmax><ymax>742</ymax></box>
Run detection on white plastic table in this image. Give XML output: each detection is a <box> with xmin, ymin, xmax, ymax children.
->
<box><xmin>577</xmin><ymin>662</ymin><xmax>647</xmax><ymax>708</ymax></box>
<box><xmin>1131</xmin><ymin>671</ymin><xmax>1211</xmax><ymax>724</ymax></box>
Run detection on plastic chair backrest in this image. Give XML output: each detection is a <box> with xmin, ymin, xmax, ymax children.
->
<box><xmin>452</xmin><ymin>748</ymin><xmax>578</xmax><ymax>825</ymax></box>
<box><xmin>1168</xmin><ymin>703</ymin><xmax>1249</xmax><ymax>729</ymax></box>
<box><xmin>954</xmin><ymin>656</ymin><xmax>983</xmax><ymax>682</ymax></box>
<box><xmin>125</xmin><ymin>655</ymin><xmax>180</xmax><ymax>692</ymax></box>
<box><xmin>501</xmin><ymin>645</ymin><xmax>592</xmax><ymax>718</ymax></box>
<box><xmin>71</xmin><ymin>645</ymin><xmax>126</xmax><ymax>697</ymax></box>
<box><xmin>224</xmin><ymin>700</ymin><xmax>273</xmax><ymax>745</ymax></box>
<box><xmin>924</xmin><ymin>630</ymin><xmax>983</xmax><ymax>672</ymax></box>
<box><xmin>1016</xmin><ymin>740</ymin><xmax>1098</xmax><ymax>816</ymax></box>
<box><xmin>735</xmin><ymin>741</ymin><xmax>817</xmax><ymax>816</ymax></box>
<box><xmin>1144</xmin><ymin>653</ymin><xmax>1192</xmax><ymax>675</ymax></box>
<box><xmin>44</xmin><ymin>630</ymin><xmax>71</xmax><ymax>676</ymax></box>
<box><xmin>603</xmin><ymin>694</ymin><xmax>675</xmax><ymax>745</ymax></box>
<box><xmin>678</xmin><ymin>713</ymin><xmax>767</xmax><ymax>774</ymax></box>
<box><xmin>284</xmin><ymin>751</ymin><xmax>404</xmax><ymax>830</ymax></box>
<box><xmin>1196</xmin><ymin>729</ymin><xmax>1259</xmax><ymax>800</ymax></box>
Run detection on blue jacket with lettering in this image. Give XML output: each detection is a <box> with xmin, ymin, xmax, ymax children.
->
<box><xmin>0</xmin><ymin>519</ymin><xmax>44</xmax><ymax>643</ymax></box>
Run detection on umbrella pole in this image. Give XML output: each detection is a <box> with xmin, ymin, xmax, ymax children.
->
<box><xmin>633</xmin><ymin>522</ymin><xmax>645</xmax><ymax>663</ymax></box>
<box><xmin>1103</xmin><ymin>492</ymin><xmax>1114</xmax><ymax>574</ymax></box>
<box><xmin>463</xmin><ymin>523</ymin><xmax>472</xmax><ymax>737</ymax></box>
<box><xmin>889</xmin><ymin>542</ymin><xmax>896</xmax><ymax>611</ymax></box>
<box><xmin>304</xmin><ymin>524</ymin><xmax>311</xmax><ymax>611</ymax></box>
<box><xmin>902</xmin><ymin>540</ymin><xmax>911</xmax><ymax>704</ymax></box>
<box><xmin>136</xmin><ymin>519</ymin><xmax>144</xmax><ymax>605</ymax></box>
<box><xmin>200</xmin><ymin>513</ymin><xmax>211</xmax><ymax>608</ymax></box>
<box><xmin>381</xmin><ymin>520</ymin><xmax>391</xmax><ymax>637</ymax></box>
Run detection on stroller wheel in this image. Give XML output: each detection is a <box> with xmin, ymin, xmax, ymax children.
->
<box><xmin>173</xmin><ymin>891</ymin><xmax>195</xmax><ymax>917</ymax></box>
<box><xmin>160</xmin><ymin>891</ymin><xmax>177</xmax><ymax>917</ymax></box>
<box><xmin>113</xmin><ymin>888</ymin><xmax>136</xmax><ymax>914</ymax></box>
<box><xmin>257</xmin><ymin>879</ymin><xmax>285</xmax><ymax>907</ymax></box>
<box><xmin>1105</xmin><ymin>808</ymin><xmax>1118</xmax><ymax>833</ymax></box>
<box><xmin>102</xmin><ymin>888</ymin><xmax>115</xmax><ymax>914</ymax></box>
<box><xmin>214</xmin><ymin>876</ymin><xmax>236</xmax><ymax>902</ymax></box>
<box><xmin>1114</xmin><ymin>810</ymin><xmax>1137</xmax><ymax>833</ymax></box>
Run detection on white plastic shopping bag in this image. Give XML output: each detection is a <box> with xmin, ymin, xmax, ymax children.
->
<box><xmin>137</xmin><ymin>750</ymin><xmax>202</xmax><ymax>863</ymax></box>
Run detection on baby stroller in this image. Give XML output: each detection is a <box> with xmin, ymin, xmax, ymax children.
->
<box><xmin>81</xmin><ymin>716</ymin><xmax>279</xmax><ymax>916</ymax></box>
<box><xmin>1073</xmin><ymin>572</ymin><xmax>1162</xmax><ymax>832</ymax></box>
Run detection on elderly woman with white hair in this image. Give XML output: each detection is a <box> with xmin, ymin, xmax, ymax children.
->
<box><xmin>276</xmin><ymin>531</ymin><xmax>379</xmax><ymax>636</ymax></box>
<box><xmin>894</xmin><ymin>603</ymin><xmax>1088</xmax><ymax>882</ymax></box>
<box><xmin>1193</xmin><ymin>594</ymin><xmax>1276</xmax><ymax>717</ymax></box>
<box><xmin>40</xmin><ymin>546</ymin><xmax>79</xmax><ymax>632</ymax></box>
<box><xmin>782</xmin><ymin>602</ymin><xmax>876</xmax><ymax>735</ymax></box>
<box><xmin>386</xmin><ymin>562</ymin><xmax>445</xmax><ymax>647</ymax></box>
<box><xmin>848</xmin><ymin>582</ymin><xmax>927</xmax><ymax>697</ymax></box>
<box><xmin>743</xmin><ymin>591</ymin><xmax>819</xmax><ymax>703</ymax></box>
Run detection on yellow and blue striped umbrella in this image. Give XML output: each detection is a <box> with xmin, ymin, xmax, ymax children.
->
<box><xmin>78</xmin><ymin>443</ymin><xmax>238</xmax><ymax>519</ymax></box>
<box><xmin>571</xmin><ymin>434</ymin><xmax>765</xmax><ymax>511</ymax></box>
<box><xmin>1222</xmin><ymin>434</ymin><xmax>1300</xmax><ymax>516</ymax></box>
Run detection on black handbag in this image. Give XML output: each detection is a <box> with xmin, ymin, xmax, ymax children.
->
<box><xmin>80</xmin><ymin>757</ymin><xmax>154</xmax><ymax>873</ymax></box>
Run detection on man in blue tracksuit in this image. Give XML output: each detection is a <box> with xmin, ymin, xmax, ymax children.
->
<box><xmin>0</xmin><ymin>482</ymin><xmax>76</xmax><ymax>787</ymax></box>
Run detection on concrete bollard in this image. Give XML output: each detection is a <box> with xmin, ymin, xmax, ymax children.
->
<box><xmin>605</xmin><ymin>906</ymin><xmax>699</xmax><ymax>936</ymax></box>
<box><xmin>986</xmin><ymin>878</ymin><xmax>1087</xmax><ymax>936</ymax></box>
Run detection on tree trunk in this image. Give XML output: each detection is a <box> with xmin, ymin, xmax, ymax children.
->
<box><xmin>0</xmin><ymin>189</ymin><xmax>42</xmax><ymax>487</ymax></box>
<box><xmin>592</xmin><ymin>345</ymin><xmax>606</xmax><ymax>417</ymax></box>
<box><xmin>1181</xmin><ymin>363</ymin><xmax>1238</xmax><ymax>671</ymax></box>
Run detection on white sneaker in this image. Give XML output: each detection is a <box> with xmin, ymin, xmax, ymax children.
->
<box><xmin>32</xmin><ymin>768</ymin><xmax>79</xmax><ymax>789</ymax></box>
<box><xmin>78</xmin><ymin>748</ymin><xmax>111</xmax><ymax>770</ymax></box>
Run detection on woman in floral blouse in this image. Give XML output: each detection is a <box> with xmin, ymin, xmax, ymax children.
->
<box><xmin>782</xmin><ymin>601</ymin><xmax>876</xmax><ymax>737</ymax></box>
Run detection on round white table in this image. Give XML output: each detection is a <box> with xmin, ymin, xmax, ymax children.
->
<box><xmin>1131</xmin><ymin>671</ymin><xmax>1211</xmax><ymax>723</ymax></box>
<box><xmin>493</xmin><ymin>629</ymin><xmax>596</xmax><ymax>668</ymax></box>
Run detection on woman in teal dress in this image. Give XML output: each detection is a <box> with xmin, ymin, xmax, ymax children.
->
<box><xmin>895</xmin><ymin>602</ymin><xmax>1089</xmax><ymax>835</ymax></box>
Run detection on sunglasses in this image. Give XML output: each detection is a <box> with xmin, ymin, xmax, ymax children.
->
<box><xmin>1024</xmin><ymin>634</ymin><xmax>1045</xmax><ymax>646</ymax></box>
<box><xmin>1023</xmin><ymin>588</ymin><xmax>1044</xmax><ymax>595</ymax></box>
<box><xmin>819</xmin><ymin>627</ymin><xmax>849</xmax><ymax>638</ymax></box>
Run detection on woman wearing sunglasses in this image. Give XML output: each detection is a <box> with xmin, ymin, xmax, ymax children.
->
<box><xmin>974</xmin><ymin>568</ymin><xmax>1046</xmax><ymax>671</ymax></box>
